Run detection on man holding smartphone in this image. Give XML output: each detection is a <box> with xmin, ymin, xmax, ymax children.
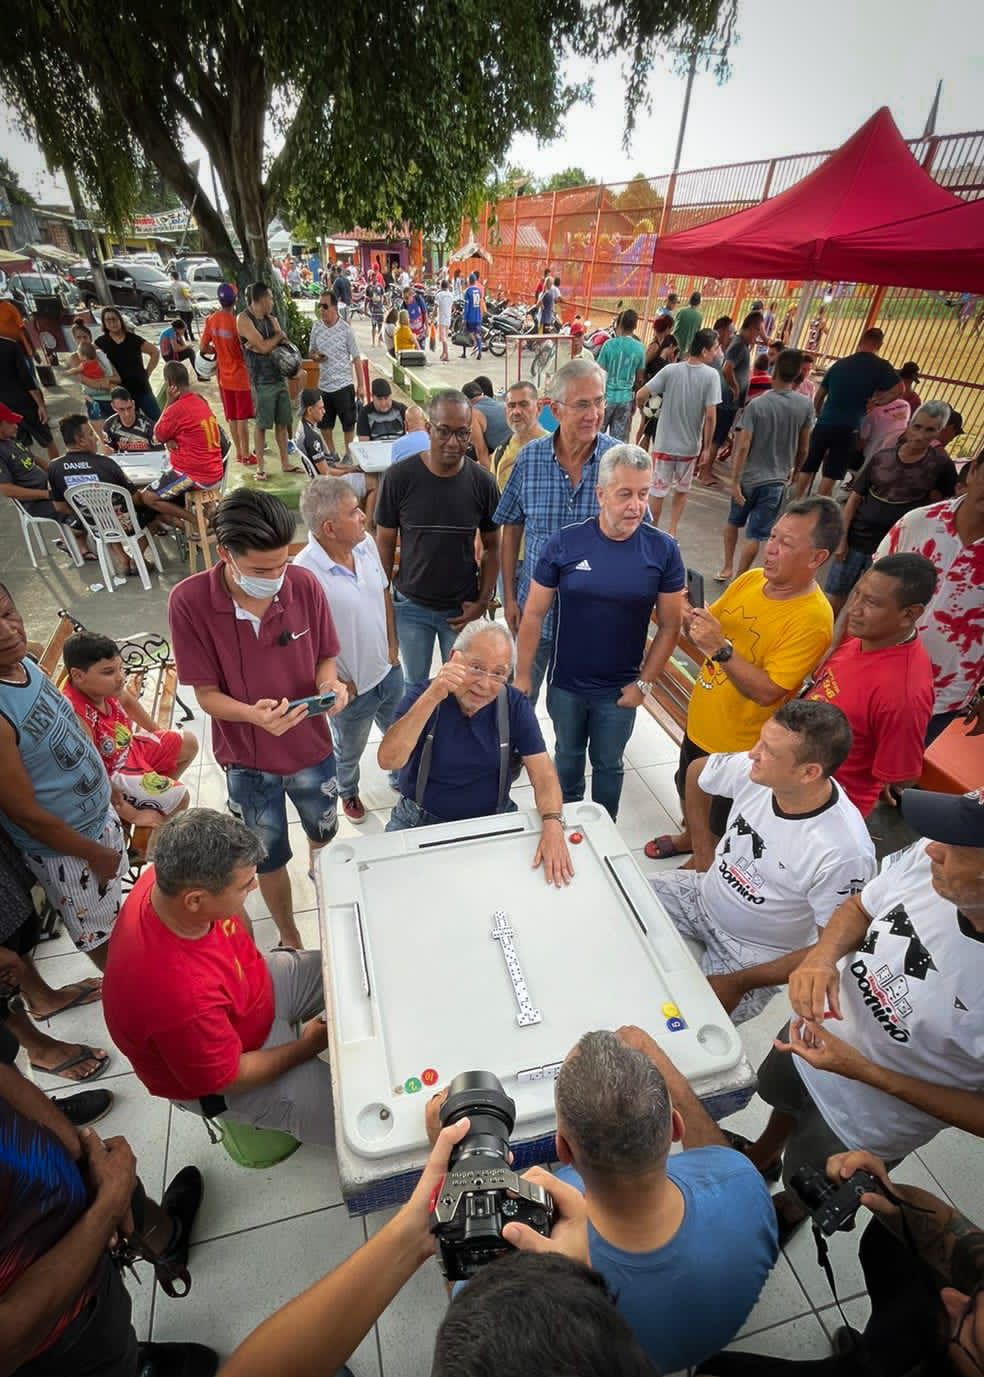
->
<box><xmin>169</xmin><ymin>490</ymin><xmax>348</xmax><ymax>950</ymax></box>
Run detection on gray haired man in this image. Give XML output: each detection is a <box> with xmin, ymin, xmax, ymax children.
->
<box><xmin>295</xmin><ymin>477</ymin><xmax>404</xmax><ymax>824</ymax></box>
<box><xmin>494</xmin><ymin>358</ymin><xmax>620</xmax><ymax>704</ymax></box>
<box><xmin>102</xmin><ymin>809</ymin><xmax>334</xmax><ymax>1145</ymax></box>
<box><xmin>515</xmin><ymin>444</ymin><xmax>685</xmax><ymax>821</ymax></box>
<box><xmin>378</xmin><ymin>621</ymin><xmax>573</xmax><ymax>885</ymax></box>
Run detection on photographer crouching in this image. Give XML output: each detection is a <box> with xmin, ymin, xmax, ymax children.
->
<box><xmin>698</xmin><ymin>1148</ymin><xmax>984</xmax><ymax>1376</ymax></box>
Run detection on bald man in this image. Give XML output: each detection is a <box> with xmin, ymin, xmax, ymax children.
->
<box><xmin>390</xmin><ymin>405</ymin><xmax>430</xmax><ymax>463</ymax></box>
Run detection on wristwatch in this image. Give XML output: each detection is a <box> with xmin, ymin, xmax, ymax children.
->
<box><xmin>635</xmin><ymin>679</ymin><xmax>654</xmax><ymax>696</ymax></box>
<box><xmin>541</xmin><ymin>811</ymin><xmax>567</xmax><ymax>827</ymax></box>
<box><xmin>711</xmin><ymin>639</ymin><xmax>735</xmax><ymax>663</ymax></box>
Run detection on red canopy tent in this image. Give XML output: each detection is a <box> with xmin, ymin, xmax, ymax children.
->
<box><xmin>651</xmin><ymin>108</ymin><xmax>963</xmax><ymax>282</ymax></box>
<box><xmin>822</xmin><ymin>197</ymin><xmax>984</xmax><ymax>294</ymax></box>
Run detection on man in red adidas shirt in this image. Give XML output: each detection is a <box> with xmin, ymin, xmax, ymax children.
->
<box><xmin>142</xmin><ymin>361</ymin><xmax>225</xmax><ymax>528</ymax></box>
<box><xmin>102</xmin><ymin>807</ymin><xmax>334</xmax><ymax>1144</ymax></box>
<box><xmin>806</xmin><ymin>553</ymin><xmax>936</xmax><ymax>815</ymax></box>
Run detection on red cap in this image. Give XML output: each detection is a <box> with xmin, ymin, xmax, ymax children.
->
<box><xmin>0</xmin><ymin>403</ymin><xmax>23</xmax><ymax>424</ymax></box>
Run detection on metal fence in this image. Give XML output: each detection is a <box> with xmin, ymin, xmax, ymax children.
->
<box><xmin>458</xmin><ymin>130</ymin><xmax>984</xmax><ymax>457</ymax></box>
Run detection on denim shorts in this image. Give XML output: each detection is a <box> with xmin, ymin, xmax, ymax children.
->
<box><xmin>225</xmin><ymin>755</ymin><xmax>338</xmax><ymax>872</ymax></box>
<box><xmin>825</xmin><ymin>547</ymin><xmax>871</xmax><ymax>599</ymax></box>
<box><xmin>727</xmin><ymin>481</ymin><xmax>786</xmax><ymax>543</ymax></box>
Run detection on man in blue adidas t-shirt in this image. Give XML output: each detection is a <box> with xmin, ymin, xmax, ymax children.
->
<box><xmin>514</xmin><ymin>442</ymin><xmax>685</xmax><ymax>819</ymax></box>
<box><xmin>505</xmin><ymin>1026</ymin><xmax>779</xmax><ymax>1375</ymax></box>
<box><xmin>462</xmin><ymin>273</ymin><xmax>483</xmax><ymax>359</ymax></box>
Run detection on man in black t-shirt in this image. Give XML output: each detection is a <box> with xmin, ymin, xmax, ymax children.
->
<box><xmin>49</xmin><ymin>415</ymin><xmax>155</xmax><ymax>571</ymax></box>
<box><xmin>375</xmin><ymin>389</ymin><xmax>500</xmax><ymax>686</ymax></box>
<box><xmin>356</xmin><ymin>378</ymin><xmax>407</xmax><ymax>441</ymax></box>
<box><xmin>102</xmin><ymin>388</ymin><xmax>157</xmax><ymax>454</ymax></box>
<box><xmin>0</xmin><ymin>404</ymin><xmax>90</xmax><ymax>558</ymax></box>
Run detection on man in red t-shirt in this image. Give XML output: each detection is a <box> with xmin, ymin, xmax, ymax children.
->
<box><xmin>102</xmin><ymin>807</ymin><xmax>334</xmax><ymax>1144</ymax></box>
<box><xmin>806</xmin><ymin>553</ymin><xmax>937</xmax><ymax>815</ymax></box>
<box><xmin>142</xmin><ymin>361</ymin><xmax>225</xmax><ymax>528</ymax></box>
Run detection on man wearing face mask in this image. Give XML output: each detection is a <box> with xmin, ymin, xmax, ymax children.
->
<box><xmin>168</xmin><ymin>491</ymin><xmax>349</xmax><ymax>951</ymax></box>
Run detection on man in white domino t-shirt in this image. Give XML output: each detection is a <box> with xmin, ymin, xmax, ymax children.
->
<box><xmin>743</xmin><ymin>785</ymin><xmax>984</xmax><ymax>1237</ymax></box>
<box><xmin>650</xmin><ymin>699</ymin><xmax>876</xmax><ymax>1023</ymax></box>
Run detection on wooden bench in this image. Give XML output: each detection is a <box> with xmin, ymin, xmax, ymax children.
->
<box><xmin>39</xmin><ymin>610</ymin><xmax>192</xmax><ymax>870</ymax></box>
<box><xmin>644</xmin><ymin>625</ymin><xmax>703</xmax><ymax>745</ymax></box>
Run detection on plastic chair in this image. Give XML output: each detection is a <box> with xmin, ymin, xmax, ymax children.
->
<box><xmin>65</xmin><ymin>482</ymin><xmax>162</xmax><ymax>593</ymax></box>
<box><xmin>12</xmin><ymin>499</ymin><xmax>84</xmax><ymax>570</ymax></box>
<box><xmin>213</xmin><ymin>1118</ymin><xmax>300</xmax><ymax>1168</ymax></box>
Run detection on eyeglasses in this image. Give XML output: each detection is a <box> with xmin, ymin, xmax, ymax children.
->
<box><xmin>432</xmin><ymin>425</ymin><xmax>472</xmax><ymax>443</ymax></box>
<box><xmin>319</xmin><ymin>303</ymin><xmax>333</xmax><ymax>310</ymax></box>
<box><xmin>556</xmin><ymin>396</ymin><xmax>605</xmax><ymax>413</ymax></box>
<box><xmin>463</xmin><ymin>661</ymin><xmax>510</xmax><ymax>683</ymax></box>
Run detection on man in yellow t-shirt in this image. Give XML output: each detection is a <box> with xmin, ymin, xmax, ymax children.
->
<box><xmin>645</xmin><ymin>497</ymin><xmax>842</xmax><ymax>860</ymax></box>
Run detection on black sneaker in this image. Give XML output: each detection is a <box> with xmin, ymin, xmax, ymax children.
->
<box><xmin>136</xmin><ymin>1341</ymin><xmax>219</xmax><ymax>1377</ymax></box>
<box><xmin>160</xmin><ymin>1166</ymin><xmax>204</xmax><ymax>1267</ymax></box>
<box><xmin>51</xmin><ymin>1088</ymin><xmax>114</xmax><ymax>1127</ymax></box>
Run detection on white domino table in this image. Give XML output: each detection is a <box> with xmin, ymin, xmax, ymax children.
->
<box><xmin>318</xmin><ymin>804</ymin><xmax>755</xmax><ymax>1214</ymax></box>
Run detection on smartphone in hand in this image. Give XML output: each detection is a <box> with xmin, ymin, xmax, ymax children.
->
<box><xmin>686</xmin><ymin>568</ymin><xmax>705</xmax><ymax>609</ymax></box>
<box><xmin>284</xmin><ymin>692</ymin><xmax>337</xmax><ymax>717</ymax></box>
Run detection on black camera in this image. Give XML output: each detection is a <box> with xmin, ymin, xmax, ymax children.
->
<box><xmin>791</xmin><ymin>1164</ymin><xmax>883</xmax><ymax>1236</ymax></box>
<box><xmin>429</xmin><ymin>1070</ymin><xmax>553</xmax><ymax>1281</ymax></box>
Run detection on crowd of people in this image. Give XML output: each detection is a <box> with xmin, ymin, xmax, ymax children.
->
<box><xmin>0</xmin><ymin>268</ymin><xmax>982</xmax><ymax>1377</ymax></box>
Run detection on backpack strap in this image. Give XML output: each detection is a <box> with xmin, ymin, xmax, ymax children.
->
<box><xmin>414</xmin><ymin>703</ymin><xmax>441</xmax><ymax>808</ymax></box>
<box><xmin>496</xmin><ymin>686</ymin><xmax>511</xmax><ymax>812</ymax></box>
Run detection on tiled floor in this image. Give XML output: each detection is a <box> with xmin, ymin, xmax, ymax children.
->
<box><xmin>27</xmin><ymin>695</ymin><xmax>979</xmax><ymax>1373</ymax></box>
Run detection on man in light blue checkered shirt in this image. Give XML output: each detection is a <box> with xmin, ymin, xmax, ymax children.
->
<box><xmin>494</xmin><ymin>358</ymin><xmax>620</xmax><ymax>703</ymax></box>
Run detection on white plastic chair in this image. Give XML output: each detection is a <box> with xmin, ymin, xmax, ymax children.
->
<box><xmin>12</xmin><ymin>499</ymin><xmax>84</xmax><ymax>570</ymax></box>
<box><xmin>65</xmin><ymin>482</ymin><xmax>162</xmax><ymax>593</ymax></box>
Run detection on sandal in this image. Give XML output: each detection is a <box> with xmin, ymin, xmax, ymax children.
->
<box><xmin>254</xmin><ymin>471</ymin><xmax>270</xmax><ymax>482</ymax></box>
<box><xmin>280</xmin><ymin>464</ymin><xmax>303</xmax><ymax>474</ymax></box>
<box><xmin>30</xmin><ymin>1043</ymin><xmax>110</xmax><ymax>1082</ymax></box>
<box><xmin>723</xmin><ymin>1130</ymin><xmax>782</xmax><ymax>1183</ymax></box>
<box><xmin>644</xmin><ymin>835</ymin><xmax>691</xmax><ymax>861</ymax></box>
<box><xmin>25</xmin><ymin>977</ymin><xmax>102</xmax><ymax>1020</ymax></box>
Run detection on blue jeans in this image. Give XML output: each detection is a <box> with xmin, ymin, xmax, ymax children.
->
<box><xmin>529</xmin><ymin>632</ymin><xmax>553</xmax><ymax>708</ymax></box>
<box><xmin>330</xmin><ymin>663</ymin><xmax>405</xmax><ymax>797</ymax></box>
<box><xmin>225</xmin><ymin>755</ymin><xmax>338</xmax><ymax>872</ymax></box>
<box><xmin>386</xmin><ymin>796</ymin><xmax>517</xmax><ymax>831</ymax></box>
<box><xmin>132</xmin><ymin>385</ymin><xmax>161</xmax><ymax>421</ymax></box>
<box><xmin>393</xmin><ymin>591</ymin><xmax>459</xmax><ymax>687</ymax></box>
<box><xmin>547</xmin><ymin>684</ymin><xmax>637</xmax><ymax>821</ymax></box>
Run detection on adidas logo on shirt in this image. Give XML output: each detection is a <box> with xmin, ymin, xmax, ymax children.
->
<box><xmin>574</xmin><ymin>559</ymin><xmax>592</xmax><ymax>571</ymax></box>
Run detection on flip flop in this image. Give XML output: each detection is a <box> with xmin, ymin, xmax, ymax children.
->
<box><xmin>644</xmin><ymin>835</ymin><xmax>691</xmax><ymax>861</ymax></box>
<box><xmin>30</xmin><ymin>1044</ymin><xmax>111</xmax><ymax>1082</ymax></box>
<box><xmin>253</xmin><ymin>471</ymin><xmax>271</xmax><ymax>482</ymax></box>
<box><xmin>280</xmin><ymin>465</ymin><xmax>304</xmax><ymax>474</ymax></box>
<box><xmin>714</xmin><ymin>569</ymin><xmax>733</xmax><ymax>582</ymax></box>
<box><xmin>723</xmin><ymin>1130</ymin><xmax>782</xmax><ymax>1183</ymax></box>
<box><xmin>25</xmin><ymin>978</ymin><xmax>103</xmax><ymax>1020</ymax></box>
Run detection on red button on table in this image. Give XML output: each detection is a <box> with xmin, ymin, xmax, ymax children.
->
<box><xmin>569</xmin><ymin>831</ymin><xmax>584</xmax><ymax>844</ymax></box>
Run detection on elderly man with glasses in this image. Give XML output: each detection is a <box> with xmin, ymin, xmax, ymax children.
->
<box><xmin>375</xmin><ymin>389</ymin><xmax>500</xmax><ymax>689</ymax></box>
<box><xmin>494</xmin><ymin>358</ymin><xmax>620</xmax><ymax>705</ymax></box>
<box><xmin>377</xmin><ymin>621</ymin><xmax>573</xmax><ymax>885</ymax></box>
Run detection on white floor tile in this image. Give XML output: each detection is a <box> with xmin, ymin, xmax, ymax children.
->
<box><xmin>249</xmin><ymin>910</ymin><xmax>322</xmax><ymax>952</ymax></box>
<box><xmin>194</xmin><ymin>763</ymin><xmax>230</xmax><ymax>812</ymax></box>
<box><xmin>152</xmin><ymin>1208</ymin><xmax>380</xmax><ymax>1372</ymax></box>
<box><xmin>726</xmin><ymin>1312</ymin><xmax>832</xmax><ymax>1359</ymax></box>
<box><xmin>818</xmin><ymin>1295</ymin><xmax>872</xmax><ymax>1343</ymax></box>
<box><xmin>739</xmin><ymin>1251</ymin><xmax>812</xmax><ymax>1335</ymax></box>
<box><xmin>27</xmin><ymin>923</ymin><xmax>78</xmax><ymax>962</ymax></box>
<box><xmin>612</xmin><ymin>769</ymin><xmax>681</xmax><ymax>851</ymax></box>
<box><xmin>368</xmin><ymin>1208</ymin><xmax>449</xmax><ymax>1375</ymax></box>
<box><xmin>164</xmin><ymin>1103</ymin><xmax>344</xmax><ymax>1242</ymax></box>
<box><xmin>636</xmin><ymin>762</ymin><xmax>685</xmax><ymax>825</ymax></box>
<box><xmin>624</xmin><ymin>711</ymin><xmax>682</xmax><ymax>768</ymax></box>
<box><xmin>915</xmin><ymin>1128</ymin><xmax>984</xmax><ymax>1222</ymax></box>
<box><xmin>783</xmin><ymin>1152</ymin><xmax>946</xmax><ymax>1308</ymax></box>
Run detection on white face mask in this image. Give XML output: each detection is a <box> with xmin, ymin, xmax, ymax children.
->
<box><xmin>230</xmin><ymin>557</ymin><xmax>285</xmax><ymax>600</ymax></box>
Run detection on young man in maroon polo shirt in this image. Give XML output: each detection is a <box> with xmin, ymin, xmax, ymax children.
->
<box><xmin>805</xmin><ymin>553</ymin><xmax>936</xmax><ymax>816</ymax></box>
<box><xmin>168</xmin><ymin>490</ymin><xmax>349</xmax><ymax>949</ymax></box>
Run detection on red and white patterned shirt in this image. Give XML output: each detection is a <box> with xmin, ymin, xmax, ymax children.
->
<box><xmin>876</xmin><ymin>496</ymin><xmax>984</xmax><ymax>713</ymax></box>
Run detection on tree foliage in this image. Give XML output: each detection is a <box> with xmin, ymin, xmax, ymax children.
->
<box><xmin>0</xmin><ymin>155</ymin><xmax>34</xmax><ymax>206</ymax></box>
<box><xmin>539</xmin><ymin>167</ymin><xmax>590</xmax><ymax>193</ymax></box>
<box><xmin>3</xmin><ymin>0</ymin><xmax>736</xmax><ymax>277</ymax></box>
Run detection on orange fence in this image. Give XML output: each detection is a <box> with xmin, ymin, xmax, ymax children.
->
<box><xmin>457</xmin><ymin>130</ymin><xmax>984</xmax><ymax>457</ymax></box>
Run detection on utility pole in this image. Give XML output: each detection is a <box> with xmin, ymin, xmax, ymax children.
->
<box><xmin>671</xmin><ymin>47</ymin><xmax>699</xmax><ymax>175</ymax></box>
<box><xmin>63</xmin><ymin>165</ymin><xmax>110</xmax><ymax>305</ymax></box>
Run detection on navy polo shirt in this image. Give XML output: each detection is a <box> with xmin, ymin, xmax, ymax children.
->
<box><xmin>396</xmin><ymin>682</ymin><xmax>545</xmax><ymax>821</ymax></box>
<box><xmin>534</xmin><ymin>518</ymin><xmax>685</xmax><ymax>696</ymax></box>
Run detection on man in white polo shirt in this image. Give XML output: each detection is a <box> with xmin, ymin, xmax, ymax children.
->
<box><xmin>742</xmin><ymin>784</ymin><xmax>984</xmax><ymax>1239</ymax></box>
<box><xmin>295</xmin><ymin>477</ymin><xmax>403</xmax><ymax>823</ymax></box>
<box><xmin>652</xmin><ymin>699</ymin><xmax>876</xmax><ymax>1023</ymax></box>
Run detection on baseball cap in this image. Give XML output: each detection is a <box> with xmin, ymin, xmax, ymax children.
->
<box><xmin>900</xmin><ymin>788</ymin><xmax>984</xmax><ymax>848</ymax></box>
<box><xmin>300</xmin><ymin>388</ymin><xmax>321</xmax><ymax>410</ymax></box>
<box><xmin>0</xmin><ymin>402</ymin><xmax>23</xmax><ymax>424</ymax></box>
<box><xmin>217</xmin><ymin>283</ymin><xmax>237</xmax><ymax>307</ymax></box>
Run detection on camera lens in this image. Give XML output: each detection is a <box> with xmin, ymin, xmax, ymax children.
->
<box><xmin>441</xmin><ymin>1071</ymin><xmax>515</xmax><ymax>1166</ymax></box>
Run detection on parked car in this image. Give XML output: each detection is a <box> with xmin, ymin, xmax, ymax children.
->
<box><xmin>75</xmin><ymin>260</ymin><xmax>178</xmax><ymax>321</ymax></box>
<box><xmin>184</xmin><ymin>259</ymin><xmax>225</xmax><ymax>303</ymax></box>
<box><xmin>5</xmin><ymin>271</ymin><xmax>81</xmax><ymax>310</ymax></box>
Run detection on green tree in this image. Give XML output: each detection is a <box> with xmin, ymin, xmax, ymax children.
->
<box><xmin>0</xmin><ymin>156</ymin><xmax>34</xmax><ymax>206</ymax></box>
<box><xmin>2</xmin><ymin>0</ymin><xmax>735</xmax><ymax>280</ymax></box>
<box><xmin>539</xmin><ymin>166</ymin><xmax>590</xmax><ymax>192</ymax></box>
